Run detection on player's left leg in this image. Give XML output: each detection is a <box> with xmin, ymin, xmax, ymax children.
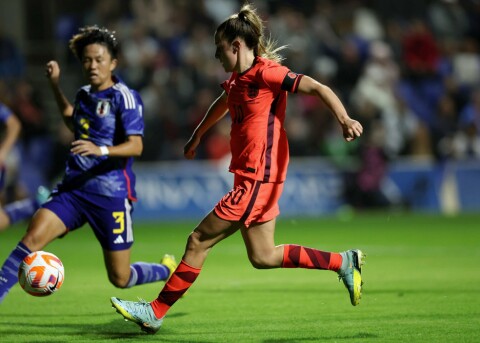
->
<box><xmin>0</xmin><ymin>208</ymin><xmax>67</xmax><ymax>304</ymax></box>
<box><xmin>0</xmin><ymin>186</ymin><xmax>51</xmax><ymax>231</ymax></box>
<box><xmin>241</xmin><ymin>219</ymin><xmax>341</xmax><ymax>270</ymax></box>
<box><xmin>111</xmin><ymin>210</ymin><xmax>241</xmax><ymax>334</ymax></box>
<box><xmin>239</xmin><ymin>178</ymin><xmax>343</xmax><ymax>271</ymax></box>
<box><xmin>241</xmin><ymin>219</ymin><xmax>365</xmax><ymax>305</ymax></box>
<box><xmin>102</xmin><ymin>248</ymin><xmax>176</xmax><ymax>288</ymax></box>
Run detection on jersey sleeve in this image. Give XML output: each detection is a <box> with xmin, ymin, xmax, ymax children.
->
<box><xmin>261</xmin><ymin>65</ymin><xmax>304</xmax><ymax>94</ymax></box>
<box><xmin>118</xmin><ymin>89</ymin><xmax>144</xmax><ymax>136</ymax></box>
<box><xmin>0</xmin><ymin>103</ymin><xmax>13</xmax><ymax>124</ymax></box>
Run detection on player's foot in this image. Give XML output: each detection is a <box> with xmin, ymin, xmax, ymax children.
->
<box><xmin>160</xmin><ymin>254</ymin><xmax>177</xmax><ymax>279</ymax></box>
<box><xmin>35</xmin><ymin>186</ymin><xmax>51</xmax><ymax>205</ymax></box>
<box><xmin>111</xmin><ymin>297</ymin><xmax>163</xmax><ymax>334</ymax></box>
<box><xmin>338</xmin><ymin>249</ymin><xmax>365</xmax><ymax>306</ymax></box>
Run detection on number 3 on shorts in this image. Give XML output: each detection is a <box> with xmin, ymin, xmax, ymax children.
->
<box><xmin>112</xmin><ymin>211</ymin><xmax>125</xmax><ymax>234</ymax></box>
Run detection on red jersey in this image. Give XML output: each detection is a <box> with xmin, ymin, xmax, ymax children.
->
<box><xmin>221</xmin><ymin>56</ymin><xmax>303</xmax><ymax>182</ymax></box>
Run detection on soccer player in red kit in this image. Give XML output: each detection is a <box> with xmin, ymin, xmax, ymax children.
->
<box><xmin>111</xmin><ymin>3</ymin><xmax>365</xmax><ymax>334</ymax></box>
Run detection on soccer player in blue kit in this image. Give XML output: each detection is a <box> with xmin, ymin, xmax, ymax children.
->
<box><xmin>0</xmin><ymin>26</ymin><xmax>176</xmax><ymax>304</ymax></box>
<box><xmin>0</xmin><ymin>101</ymin><xmax>50</xmax><ymax>231</ymax></box>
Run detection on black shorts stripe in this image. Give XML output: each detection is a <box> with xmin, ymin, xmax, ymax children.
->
<box><xmin>239</xmin><ymin>180</ymin><xmax>262</xmax><ymax>223</ymax></box>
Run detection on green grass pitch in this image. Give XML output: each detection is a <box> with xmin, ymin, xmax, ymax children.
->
<box><xmin>1</xmin><ymin>212</ymin><xmax>479</xmax><ymax>342</ymax></box>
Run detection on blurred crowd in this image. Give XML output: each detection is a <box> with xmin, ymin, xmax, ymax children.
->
<box><xmin>1</xmin><ymin>0</ymin><xmax>480</xmax><ymax>205</ymax></box>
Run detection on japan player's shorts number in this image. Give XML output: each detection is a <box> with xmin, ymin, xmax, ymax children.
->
<box><xmin>112</xmin><ymin>212</ymin><xmax>124</xmax><ymax>234</ymax></box>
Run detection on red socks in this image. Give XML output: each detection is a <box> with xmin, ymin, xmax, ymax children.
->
<box><xmin>151</xmin><ymin>247</ymin><xmax>341</xmax><ymax>318</ymax></box>
<box><xmin>150</xmin><ymin>260</ymin><xmax>201</xmax><ymax>319</ymax></box>
<box><xmin>282</xmin><ymin>244</ymin><xmax>342</xmax><ymax>271</ymax></box>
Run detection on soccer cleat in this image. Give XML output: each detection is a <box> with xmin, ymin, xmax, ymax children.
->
<box><xmin>111</xmin><ymin>297</ymin><xmax>163</xmax><ymax>334</ymax></box>
<box><xmin>160</xmin><ymin>254</ymin><xmax>177</xmax><ymax>279</ymax></box>
<box><xmin>338</xmin><ymin>249</ymin><xmax>365</xmax><ymax>306</ymax></box>
<box><xmin>35</xmin><ymin>186</ymin><xmax>51</xmax><ymax>205</ymax></box>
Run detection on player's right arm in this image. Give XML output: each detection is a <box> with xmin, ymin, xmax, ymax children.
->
<box><xmin>0</xmin><ymin>114</ymin><xmax>21</xmax><ymax>166</ymax></box>
<box><xmin>45</xmin><ymin>60</ymin><xmax>74</xmax><ymax>131</ymax></box>
<box><xmin>184</xmin><ymin>91</ymin><xmax>229</xmax><ymax>159</ymax></box>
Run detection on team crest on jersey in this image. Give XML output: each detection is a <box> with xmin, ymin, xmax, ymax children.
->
<box><xmin>247</xmin><ymin>83</ymin><xmax>259</xmax><ymax>99</ymax></box>
<box><xmin>96</xmin><ymin>100</ymin><xmax>110</xmax><ymax>117</ymax></box>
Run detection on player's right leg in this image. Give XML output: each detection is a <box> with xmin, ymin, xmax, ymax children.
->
<box><xmin>0</xmin><ymin>208</ymin><xmax>67</xmax><ymax>303</ymax></box>
<box><xmin>111</xmin><ymin>210</ymin><xmax>241</xmax><ymax>333</ymax></box>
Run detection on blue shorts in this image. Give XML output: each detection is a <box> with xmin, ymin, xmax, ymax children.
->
<box><xmin>41</xmin><ymin>189</ymin><xmax>134</xmax><ymax>251</ymax></box>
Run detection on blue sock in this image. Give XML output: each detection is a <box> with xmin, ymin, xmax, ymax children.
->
<box><xmin>126</xmin><ymin>262</ymin><xmax>170</xmax><ymax>288</ymax></box>
<box><xmin>4</xmin><ymin>199</ymin><xmax>39</xmax><ymax>225</ymax></box>
<box><xmin>0</xmin><ymin>242</ymin><xmax>31</xmax><ymax>303</ymax></box>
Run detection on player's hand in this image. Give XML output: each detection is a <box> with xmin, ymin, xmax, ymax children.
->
<box><xmin>45</xmin><ymin>60</ymin><xmax>61</xmax><ymax>84</ymax></box>
<box><xmin>71</xmin><ymin>140</ymin><xmax>105</xmax><ymax>157</ymax></box>
<box><xmin>184</xmin><ymin>134</ymin><xmax>201</xmax><ymax>159</ymax></box>
<box><xmin>342</xmin><ymin>118</ymin><xmax>363</xmax><ymax>142</ymax></box>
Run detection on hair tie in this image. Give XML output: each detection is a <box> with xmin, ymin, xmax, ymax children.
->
<box><xmin>238</xmin><ymin>12</ymin><xmax>247</xmax><ymax>23</ymax></box>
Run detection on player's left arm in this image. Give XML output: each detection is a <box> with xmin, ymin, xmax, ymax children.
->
<box><xmin>296</xmin><ymin>75</ymin><xmax>363</xmax><ymax>142</ymax></box>
<box><xmin>0</xmin><ymin>114</ymin><xmax>21</xmax><ymax>165</ymax></box>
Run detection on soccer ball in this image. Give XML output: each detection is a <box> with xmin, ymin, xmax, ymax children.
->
<box><xmin>18</xmin><ymin>251</ymin><xmax>65</xmax><ymax>297</ymax></box>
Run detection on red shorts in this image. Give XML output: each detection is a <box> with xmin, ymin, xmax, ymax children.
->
<box><xmin>214</xmin><ymin>174</ymin><xmax>284</xmax><ymax>228</ymax></box>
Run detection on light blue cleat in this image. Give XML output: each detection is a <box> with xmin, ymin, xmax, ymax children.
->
<box><xmin>36</xmin><ymin>186</ymin><xmax>51</xmax><ymax>205</ymax></box>
<box><xmin>338</xmin><ymin>249</ymin><xmax>365</xmax><ymax>306</ymax></box>
<box><xmin>111</xmin><ymin>297</ymin><xmax>163</xmax><ymax>334</ymax></box>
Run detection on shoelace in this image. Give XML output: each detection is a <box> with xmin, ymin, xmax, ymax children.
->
<box><xmin>127</xmin><ymin>298</ymin><xmax>156</xmax><ymax>320</ymax></box>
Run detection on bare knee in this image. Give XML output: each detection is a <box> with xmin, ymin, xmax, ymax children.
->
<box><xmin>248</xmin><ymin>253</ymin><xmax>277</xmax><ymax>269</ymax></box>
<box><xmin>108</xmin><ymin>271</ymin><xmax>130</xmax><ymax>288</ymax></box>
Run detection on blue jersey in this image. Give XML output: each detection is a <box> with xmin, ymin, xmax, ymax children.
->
<box><xmin>0</xmin><ymin>102</ymin><xmax>12</xmax><ymax>124</ymax></box>
<box><xmin>56</xmin><ymin>77</ymin><xmax>144</xmax><ymax>200</ymax></box>
<box><xmin>0</xmin><ymin>102</ymin><xmax>12</xmax><ymax>189</ymax></box>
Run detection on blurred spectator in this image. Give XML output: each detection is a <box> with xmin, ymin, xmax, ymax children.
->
<box><xmin>352</xmin><ymin>4</ymin><xmax>384</xmax><ymax>42</ymax></box>
<box><xmin>455</xmin><ymin>87</ymin><xmax>480</xmax><ymax>158</ymax></box>
<box><xmin>433</xmin><ymin>94</ymin><xmax>461</xmax><ymax>160</ymax></box>
<box><xmin>351</xmin><ymin>40</ymin><xmax>400</xmax><ymax>114</ymax></box>
<box><xmin>344</xmin><ymin>115</ymin><xmax>401</xmax><ymax>209</ymax></box>
<box><xmin>398</xmin><ymin>19</ymin><xmax>444</xmax><ymax>132</ymax></box>
<box><xmin>0</xmin><ymin>29</ymin><xmax>24</xmax><ymax>80</ymax></box>
<box><xmin>334</xmin><ymin>38</ymin><xmax>364</xmax><ymax>101</ymax></box>
<box><xmin>120</xmin><ymin>23</ymin><xmax>160</xmax><ymax>89</ymax></box>
<box><xmin>402</xmin><ymin>19</ymin><xmax>439</xmax><ymax>77</ymax></box>
<box><xmin>452</xmin><ymin>37</ymin><xmax>480</xmax><ymax>90</ymax></box>
<box><xmin>428</xmin><ymin>0</ymin><xmax>468</xmax><ymax>41</ymax></box>
<box><xmin>349</xmin><ymin>40</ymin><xmax>427</xmax><ymax>158</ymax></box>
<box><xmin>10</xmin><ymin>80</ymin><xmax>53</xmax><ymax>197</ymax></box>
<box><xmin>83</xmin><ymin>0</ymin><xmax>126</xmax><ymax>29</ymax></box>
